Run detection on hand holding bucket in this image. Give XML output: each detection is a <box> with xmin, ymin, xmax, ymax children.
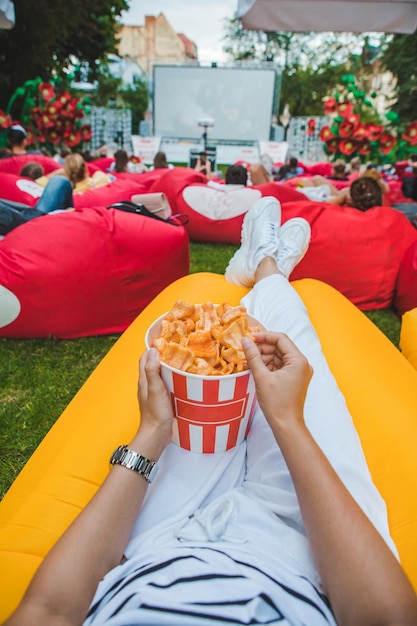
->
<box><xmin>145</xmin><ymin>312</ymin><xmax>262</xmax><ymax>454</ymax></box>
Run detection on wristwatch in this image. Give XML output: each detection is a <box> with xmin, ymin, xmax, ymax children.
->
<box><xmin>109</xmin><ymin>445</ymin><xmax>158</xmax><ymax>483</ymax></box>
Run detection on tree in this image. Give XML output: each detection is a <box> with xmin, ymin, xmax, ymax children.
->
<box><xmin>222</xmin><ymin>20</ymin><xmax>386</xmax><ymax>118</ymax></box>
<box><xmin>223</xmin><ymin>17</ymin><xmax>312</xmax><ymax>68</ymax></box>
<box><xmin>120</xmin><ymin>77</ymin><xmax>148</xmax><ymax>134</ymax></box>
<box><xmin>280</xmin><ymin>63</ymin><xmax>347</xmax><ymax>117</ymax></box>
<box><xmin>0</xmin><ymin>0</ymin><xmax>128</xmax><ymax>109</ymax></box>
<box><xmin>382</xmin><ymin>32</ymin><xmax>417</xmax><ymax>124</ymax></box>
<box><xmin>88</xmin><ymin>63</ymin><xmax>149</xmax><ymax>133</ymax></box>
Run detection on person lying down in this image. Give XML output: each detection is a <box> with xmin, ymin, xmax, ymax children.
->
<box><xmin>5</xmin><ymin>197</ymin><xmax>417</xmax><ymax>625</ymax></box>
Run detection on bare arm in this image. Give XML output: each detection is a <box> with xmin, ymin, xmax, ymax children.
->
<box><xmin>243</xmin><ymin>333</ymin><xmax>417</xmax><ymax>626</ymax></box>
<box><xmin>5</xmin><ymin>348</ymin><xmax>173</xmax><ymax>626</ymax></box>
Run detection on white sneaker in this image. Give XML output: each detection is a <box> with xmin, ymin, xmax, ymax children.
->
<box><xmin>225</xmin><ymin>197</ymin><xmax>281</xmax><ymax>287</ymax></box>
<box><xmin>276</xmin><ymin>218</ymin><xmax>311</xmax><ymax>278</ymax></box>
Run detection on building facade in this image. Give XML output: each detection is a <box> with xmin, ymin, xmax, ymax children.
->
<box><xmin>117</xmin><ymin>13</ymin><xmax>198</xmax><ymax>78</ymax></box>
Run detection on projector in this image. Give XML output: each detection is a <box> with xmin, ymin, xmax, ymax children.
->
<box><xmin>198</xmin><ymin>118</ymin><xmax>215</xmax><ymax>128</ymax></box>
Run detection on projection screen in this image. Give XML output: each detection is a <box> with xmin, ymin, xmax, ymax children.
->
<box><xmin>153</xmin><ymin>65</ymin><xmax>277</xmax><ymax>142</ymax></box>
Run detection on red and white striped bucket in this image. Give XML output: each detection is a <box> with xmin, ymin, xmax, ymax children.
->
<box><xmin>145</xmin><ymin>313</ymin><xmax>259</xmax><ymax>453</ymax></box>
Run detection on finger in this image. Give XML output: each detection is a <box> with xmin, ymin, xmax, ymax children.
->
<box><xmin>143</xmin><ymin>348</ymin><xmax>164</xmax><ymax>394</ymax></box>
<box><xmin>242</xmin><ymin>337</ymin><xmax>267</xmax><ymax>377</ymax></box>
<box><xmin>274</xmin><ymin>333</ymin><xmax>306</xmax><ymax>364</ymax></box>
<box><xmin>138</xmin><ymin>351</ymin><xmax>150</xmax><ymax>398</ymax></box>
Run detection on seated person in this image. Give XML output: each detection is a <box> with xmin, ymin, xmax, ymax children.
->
<box><xmin>278</xmin><ymin>156</ymin><xmax>304</xmax><ymax>180</ymax></box>
<box><xmin>194</xmin><ymin>151</ymin><xmax>212</xmax><ymax>178</ymax></box>
<box><xmin>348</xmin><ymin>174</ymin><xmax>384</xmax><ymax>211</ymax></box>
<box><xmin>0</xmin><ymin>176</ymin><xmax>74</xmax><ymax>236</ymax></box>
<box><xmin>109</xmin><ymin>149</ymin><xmax>146</xmax><ymax>174</ymax></box>
<box><xmin>249</xmin><ymin>161</ymin><xmax>273</xmax><ymax>185</ymax></box>
<box><xmin>5</xmin><ymin>198</ymin><xmax>417</xmax><ymax>625</ymax></box>
<box><xmin>207</xmin><ymin>163</ymin><xmax>249</xmax><ymax>191</ymax></box>
<box><xmin>63</xmin><ymin>153</ymin><xmax>113</xmax><ymax>193</ymax></box>
<box><xmin>225</xmin><ymin>163</ymin><xmax>248</xmax><ymax>186</ymax></box>
<box><xmin>348</xmin><ymin>156</ymin><xmax>362</xmax><ymax>177</ymax></box>
<box><xmin>19</xmin><ymin>161</ymin><xmax>59</xmax><ymax>188</ymax></box>
<box><xmin>2</xmin><ymin>124</ymin><xmax>41</xmax><ymax>157</ymax></box>
<box><xmin>298</xmin><ymin>170</ymin><xmax>386</xmax><ymax>209</ymax></box>
<box><xmin>151</xmin><ymin>151</ymin><xmax>174</xmax><ymax>170</ymax></box>
<box><xmin>327</xmin><ymin>158</ymin><xmax>349</xmax><ymax>181</ymax></box>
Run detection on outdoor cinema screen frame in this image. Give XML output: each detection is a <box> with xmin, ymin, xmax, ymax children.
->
<box><xmin>153</xmin><ymin>65</ymin><xmax>277</xmax><ymax>142</ymax></box>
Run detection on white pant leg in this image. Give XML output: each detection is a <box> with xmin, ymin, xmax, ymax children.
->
<box><xmin>241</xmin><ymin>275</ymin><xmax>397</xmax><ymax>554</ymax></box>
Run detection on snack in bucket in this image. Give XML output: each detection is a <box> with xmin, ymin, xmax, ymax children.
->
<box><xmin>145</xmin><ymin>301</ymin><xmax>262</xmax><ymax>454</ymax></box>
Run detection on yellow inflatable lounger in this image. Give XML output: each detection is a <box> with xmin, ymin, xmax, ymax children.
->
<box><xmin>1</xmin><ymin>274</ymin><xmax>417</xmax><ymax>620</ymax></box>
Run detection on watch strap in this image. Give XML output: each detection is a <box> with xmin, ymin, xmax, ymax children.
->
<box><xmin>110</xmin><ymin>445</ymin><xmax>158</xmax><ymax>483</ymax></box>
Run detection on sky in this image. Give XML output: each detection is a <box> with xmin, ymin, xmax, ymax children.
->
<box><xmin>121</xmin><ymin>0</ymin><xmax>239</xmax><ymax>64</ymax></box>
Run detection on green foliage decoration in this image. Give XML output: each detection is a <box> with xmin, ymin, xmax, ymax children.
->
<box><xmin>0</xmin><ymin>77</ymin><xmax>92</xmax><ymax>153</ymax></box>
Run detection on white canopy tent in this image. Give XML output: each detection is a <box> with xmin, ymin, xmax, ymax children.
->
<box><xmin>0</xmin><ymin>0</ymin><xmax>15</xmax><ymax>29</ymax></box>
<box><xmin>237</xmin><ymin>0</ymin><xmax>417</xmax><ymax>33</ymax></box>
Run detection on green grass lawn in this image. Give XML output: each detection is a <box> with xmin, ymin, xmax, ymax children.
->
<box><xmin>0</xmin><ymin>241</ymin><xmax>401</xmax><ymax>498</ymax></box>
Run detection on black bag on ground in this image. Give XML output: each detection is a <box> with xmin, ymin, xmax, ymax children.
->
<box><xmin>106</xmin><ymin>201</ymin><xmax>189</xmax><ymax>227</ymax></box>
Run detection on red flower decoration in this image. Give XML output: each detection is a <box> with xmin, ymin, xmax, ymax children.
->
<box><xmin>358</xmin><ymin>139</ymin><xmax>371</xmax><ymax>155</ymax></box>
<box><xmin>0</xmin><ymin>109</ymin><xmax>12</xmax><ymax>128</ymax></box>
<box><xmin>380</xmin><ymin>132</ymin><xmax>396</xmax><ymax>154</ymax></box>
<box><xmin>402</xmin><ymin>121</ymin><xmax>417</xmax><ymax>145</ymax></box>
<box><xmin>46</xmin><ymin>103</ymin><xmax>61</xmax><ymax>119</ymax></box>
<box><xmin>339</xmin><ymin>139</ymin><xmax>357</xmax><ymax>156</ymax></box>
<box><xmin>62</xmin><ymin>118</ymin><xmax>74</xmax><ymax>130</ymax></box>
<box><xmin>45</xmin><ymin>128</ymin><xmax>62</xmax><ymax>145</ymax></box>
<box><xmin>39</xmin><ymin>113</ymin><xmax>54</xmax><ymax>128</ymax></box>
<box><xmin>64</xmin><ymin>130</ymin><xmax>81</xmax><ymax>147</ymax></box>
<box><xmin>324</xmin><ymin>98</ymin><xmax>337</xmax><ymax>114</ymax></box>
<box><xmin>31</xmin><ymin>106</ymin><xmax>42</xmax><ymax>121</ymax></box>
<box><xmin>339</xmin><ymin>119</ymin><xmax>355</xmax><ymax>138</ymax></box>
<box><xmin>337</xmin><ymin>102</ymin><xmax>353</xmax><ymax>118</ymax></box>
<box><xmin>320</xmin><ymin>126</ymin><xmax>334</xmax><ymax>141</ymax></box>
<box><xmin>38</xmin><ymin>82</ymin><xmax>55</xmax><ymax>102</ymax></box>
<box><xmin>346</xmin><ymin>114</ymin><xmax>360</xmax><ymax>129</ymax></box>
<box><xmin>325</xmin><ymin>138</ymin><xmax>339</xmax><ymax>153</ymax></box>
<box><xmin>353</xmin><ymin>123</ymin><xmax>368</xmax><ymax>140</ymax></box>
<box><xmin>57</xmin><ymin>92</ymin><xmax>72</xmax><ymax>106</ymax></box>
<box><xmin>366</xmin><ymin>123</ymin><xmax>384</xmax><ymax>141</ymax></box>
<box><xmin>80</xmin><ymin>124</ymin><xmax>92</xmax><ymax>142</ymax></box>
<box><xmin>307</xmin><ymin>118</ymin><xmax>315</xmax><ymax>136</ymax></box>
<box><xmin>60</xmin><ymin>102</ymin><xmax>77</xmax><ymax>118</ymax></box>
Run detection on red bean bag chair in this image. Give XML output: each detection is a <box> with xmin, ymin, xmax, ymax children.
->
<box><xmin>88</xmin><ymin>157</ymin><xmax>115</xmax><ymax>172</ymax></box>
<box><xmin>394</xmin><ymin>240</ymin><xmax>417</xmax><ymax>316</ymax></box>
<box><xmin>303</xmin><ymin>162</ymin><xmax>332</xmax><ymax>177</ymax></box>
<box><xmin>385</xmin><ymin>179</ymin><xmax>412</xmax><ymax>206</ymax></box>
<box><xmin>0</xmin><ymin>172</ymin><xmax>150</xmax><ymax>211</ymax></box>
<box><xmin>72</xmin><ymin>177</ymin><xmax>148</xmax><ymax>209</ymax></box>
<box><xmin>0</xmin><ymin>154</ymin><xmax>61</xmax><ymax>175</ymax></box>
<box><xmin>148</xmin><ymin>168</ymin><xmax>306</xmax><ymax>245</ymax></box>
<box><xmin>0</xmin><ymin>172</ymin><xmax>41</xmax><ymax>206</ymax></box>
<box><xmin>0</xmin><ymin>207</ymin><xmax>189</xmax><ymax>338</ymax></box>
<box><xmin>395</xmin><ymin>161</ymin><xmax>414</xmax><ymax>180</ymax></box>
<box><xmin>283</xmin><ymin>201</ymin><xmax>417</xmax><ymax>310</ymax></box>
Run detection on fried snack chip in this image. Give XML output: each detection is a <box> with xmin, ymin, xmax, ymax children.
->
<box><xmin>153</xmin><ymin>300</ymin><xmax>260</xmax><ymax>375</ymax></box>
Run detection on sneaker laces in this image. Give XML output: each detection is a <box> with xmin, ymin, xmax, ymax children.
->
<box><xmin>277</xmin><ymin>240</ymin><xmax>299</xmax><ymax>261</ymax></box>
<box><xmin>264</xmin><ymin>222</ymin><xmax>278</xmax><ymax>247</ymax></box>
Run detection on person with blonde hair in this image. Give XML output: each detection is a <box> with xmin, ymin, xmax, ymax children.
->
<box><xmin>63</xmin><ymin>153</ymin><xmax>113</xmax><ymax>193</ymax></box>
